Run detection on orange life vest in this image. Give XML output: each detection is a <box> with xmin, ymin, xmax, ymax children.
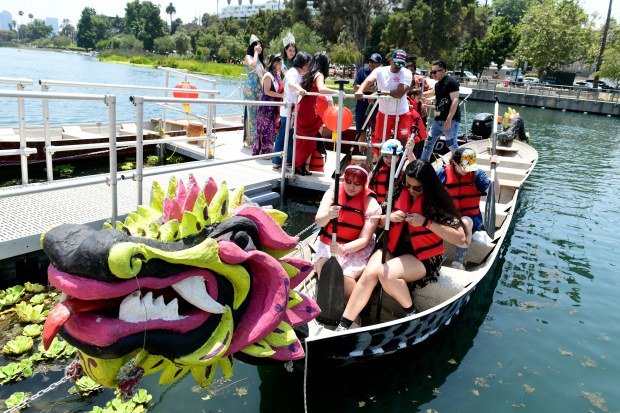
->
<box><xmin>387</xmin><ymin>191</ymin><xmax>444</xmax><ymax>260</ymax></box>
<box><xmin>444</xmin><ymin>165</ymin><xmax>481</xmax><ymax>216</ymax></box>
<box><xmin>369</xmin><ymin>163</ymin><xmax>390</xmax><ymax>204</ymax></box>
<box><xmin>319</xmin><ymin>185</ymin><xmax>375</xmax><ymax>245</ymax></box>
<box><xmin>308</xmin><ymin>150</ymin><xmax>325</xmax><ymax>172</ymax></box>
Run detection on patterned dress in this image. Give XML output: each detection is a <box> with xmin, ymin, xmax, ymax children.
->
<box><xmin>253</xmin><ymin>72</ymin><xmax>283</xmax><ymax>155</ymax></box>
<box><xmin>243</xmin><ymin>59</ymin><xmax>264</xmax><ymax>148</ymax></box>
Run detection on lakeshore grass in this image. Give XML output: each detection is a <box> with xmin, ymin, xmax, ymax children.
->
<box><xmin>98</xmin><ymin>54</ymin><xmax>245</xmax><ymax>78</ymax></box>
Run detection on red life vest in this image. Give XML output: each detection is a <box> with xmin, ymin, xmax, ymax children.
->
<box><xmin>444</xmin><ymin>165</ymin><xmax>480</xmax><ymax>216</ymax></box>
<box><xmin>387</xmin><ymin>191</ymin><xmax>444</xmax><ymax>260</ymax></box>
<box><xmin>369</xmin><ymin>163</ymin><xmax>390</xmax><ymax>204</ymax></box>
<box><xmin>319</xmin><ymin>185</ymin><xmax>375</xmax><ymax>245</ymax></box>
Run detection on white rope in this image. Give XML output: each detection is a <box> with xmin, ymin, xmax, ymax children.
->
<box><xmin>303</xmin><ymin>339</ymin><xmax>309</xmax><ymax>413</ymax></box>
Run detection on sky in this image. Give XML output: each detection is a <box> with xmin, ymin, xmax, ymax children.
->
<box><xmin>0</xmin><ymin>0</ymin><xmax>617</xmax><ymax>27</ymax></box>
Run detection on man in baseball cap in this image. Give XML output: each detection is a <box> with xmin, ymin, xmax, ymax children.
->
<box><xmin>391</xmin><ymin>49</ymin><xmax>407</xmax><ymax>67</ymax></box>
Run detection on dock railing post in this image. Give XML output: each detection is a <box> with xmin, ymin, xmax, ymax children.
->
<box><xmin>206</xmin><ymin>93</ymin><xmax>215</xmax><ymax>159</ymax></box>
<box><xmin>280</xmin><ymin>103</ymin><xmax>292</xmax><ymax>203</ymax></box>
<box><xmin>134</xmin><ymin>96</ymin><xmax>145</xmax><ymax>206</ymax></box>
<box><xmin>16</xmin><ymin>83</ymin><xmax>28</xmax><ymax>185</ymax></box>
<box><xmin>40</xmin><ymin>83</ymin><xmax>54</xmax><ymax>182</ymax></box>
<box><xmin>163</xmin><ymin>71</ymin><xmax>169</xmax><ymax>129</ymax></box>
<box><xmin>334</xmin><ymin>79</ymin><xmax>349</xmax><ymax>182</ymax></box>
<box><xmin>106</xmin><ymin>95</ymin><xmax>118</xmax><ymax>223</ymax></box>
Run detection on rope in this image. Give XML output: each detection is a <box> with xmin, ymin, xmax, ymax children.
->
<box><xmin>303</xmin><ymin>339</ymin><xmax>309</xmax><ymax>413</ymax></box>
<box><xmin>295</xmin><ymin>222</ymin><xmax>317</xmax><ymax>238</ymax></box>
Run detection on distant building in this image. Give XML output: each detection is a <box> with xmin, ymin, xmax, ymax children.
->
<box><xmin>0</xmin><ymin>10</ymin><xmax>13</xmax><ymax>30</ymax></box>
<box><xmin>45</xmin><ymin>17</ymin><xmax>58</xmax><ymax>34</ymax></box>
<box><xmin>220</xmin><ymin>0</ymin><xmax>316</xmax><ymax>19</ymax></box>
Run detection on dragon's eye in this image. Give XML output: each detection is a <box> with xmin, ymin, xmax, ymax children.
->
<box><xmin>210</xmin><ymin>216</ymin><xmax>260</xmax><ymax>251</ymax></box>
<box><xmin>231</xmin><ymin>231</ymin><xmax>256</xmax><ymax>251</ymax></box>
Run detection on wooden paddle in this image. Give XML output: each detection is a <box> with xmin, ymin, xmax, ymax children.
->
<box><xmin>374</xmin><ymin>144</ymin><xmax>398</xmax><ymax>324</ymax></box>
<box><xmin>484</xmin><ymin>96</ymin><xmax>499</xmax><ymax>238</ymax></box>
<box><xmin>316</xmin><ymin>79</ymin><xmax>349</xmax><ymax>327</ymax></box>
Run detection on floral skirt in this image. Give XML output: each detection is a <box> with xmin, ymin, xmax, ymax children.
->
<box><xmin>313</xmin><ymin>237</ymin><xmax>376</xmax><ymax>278</ymax></box>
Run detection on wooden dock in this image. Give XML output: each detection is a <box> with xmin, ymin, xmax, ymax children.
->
<box><xmin>0</xmin><ymin>127</ymin><xmax>337</xmax><ymax>260</ymax></box>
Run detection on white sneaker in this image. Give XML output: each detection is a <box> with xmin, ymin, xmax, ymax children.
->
<box><xmin>472</xmin><ymin>231</ymin><xmax>491</xmax><ymax>244</ymax></box>
<box><xmin>450</xmin><ymin>261</ymin><xmax>465</xmax><ymax>270</ymax></box>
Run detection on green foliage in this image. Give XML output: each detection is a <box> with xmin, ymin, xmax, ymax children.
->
<box><xmin>53</xmin><ymin>163</ymin><xmax>75</xmax><ymax>178</ymax></box>
<box><xmin>4</xmin><ymin>392</ymin><xmax>29</xmax><ymax>410</ymax></box>
<box><xmin>0</xmin><ymin>359</ymin><xmax>33</xmax><ymax>384</ymax></box>
<box><xmin>515</xmin><ymin>0</ymin><xmax>595</xmax><ymax>77</ymax></box>
<box><xmin>125</xmin><ymin>0</ymin><xmax>166</xmax><ymax>51</ymax></box>
<box><xmin>174</xmin><ymin>33</ymin><xmax>191</xmax><ymax>55</ymax></box>
<box><xmin>599</xmin><ymin>45</ymin><xmax>620</xmax><ymax>82</ymax></box>
<box><xmin>0</xmin><ymin>285</ymin><xmax>25</xmax><ymax>308</ymax></box>
<box><xmin>14</xmin><ymin>302</ymin><xmax>49</xmax><ymax>324</ymax></box>
<box><xmin>154</xmin><ymin>35</ymin><xmax>175</xmax><ymax>55</ymax></box>
<box><xmin>24</xmin><ymin>282</ymin><xmax>45</xmax><ymax>293</ymax></box>
<box><xmin>330</xmin><ymin>41</ymin><xmax>362</xmax><ymax>65</ymax></box>
<box><xmin>482</xmin><ymin>16</ymin><xmax>519</xmax><ymax>68</ymax></box>
<box><xmin>145</xmin><ymin>155</ymin><xmax>160</xmax><ymax>166</ymax></box>
<box><xmin>90</xmin><ymin>389</ymin><xmax>152</xmax><ymax>413</ymax></box>
<box><xmin>77</xmin><ymin>8</ymin><xmax>98</xmax><ymax>50</ymax></box>
<box><xmin>70</xmin><ymin>376</ymin><xmax>103</xmax><ymax>396</ymax></box>
<box><xmin>22</xmin><ymin>19</ymin><xmax>53</xmax><ymax>41</ymax></box>
<box><xmin>120</xmin><ymin>161</ymin><xmax>135</xmax><ymax>171</ymax></box>
<box><xmin>492</xmin><ymin>0</ymin><xmax>533</xmax><ymax>24</ymax></box>
<box><xmin>31</xmin><ymin>337</ymin><xmax>76</xmax><ymax>361</ymax></box>
<box><xmin>268</xmin><ymin>23</ymin><xmax>326</xmax><ymax>58</ymax></box>
<box><xmin>3</xmin><ymin>335</ymin><xmax>34</xmax><ymax>356</ymax></box>
<box><xmin>22</xmin><ymin>324</ymin><xmax>43</xmax><ymax>337</ymax></box>
<box><xmin>461</xmin><ymin>38</ymin><xmax>491</xmax><ymax>76</ymax></box>
<box><xmin>245</xmin><ymin>10</ymin><xmax>293</xmax><ymax>53</ymax></box>
<box><xmin>52</xmin><ymin>35</ymin><xmax>73</xmax><ymax>49</ymax></box>
<box><xmin>29</xmin><ymin>293</ymin><xmax>47</xmax><ymax>305</ymax></box>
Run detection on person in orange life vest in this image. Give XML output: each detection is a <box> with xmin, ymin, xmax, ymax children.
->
<box><xmin>405</xmin><ymin>61</ymin><xmax>431</xmax><ymax>122</ymax></box>
<box><xmin>437</xmin><ymin>147</ymin><xmax>499</xmax><ymax>268</ymax></box>
<box><xmin>295</xmin><ymin>52</ymin><xmax>337</xmax><ymax>176</ymax></box>
<box><xmin>314</xmin><ymin>165</ymin><xmax>381</xmax><ymax>300</ymax></box>
<box><xmin>368</xmin><ymin>139</ymin><xmax>413</xmax><ymax>206</ymax></box>
<box><xmin>354</xmin><ymin>49</ymin><xmax>413</xmax><ymax>161</ymax></box>
<box><xmin>406</xmin><ymin>89</ymin><xmax>428</xmax><ymax>159</ymax></box>
<box><xmin>336</xmin><ymin>160</ymin><xmax>469</xmax><ymax>330</ymax></box>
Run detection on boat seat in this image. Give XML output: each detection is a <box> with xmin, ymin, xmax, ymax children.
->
<box><xmin>487</xmin><ymin>145</ymin><xmax>519</xmax><ymax>154</ymax></box>
<box><xmin>498</xmin><ymin>178</ymin><xmax>522</xmax><ymax>189</ymax></box>
<box><xmin>119</xmin><ymin>123</ymin><xmax>159</xmax><ymax>137</ymax></box>
<box><xmin>443</xmin><ymin>228</ymin><xmax>502</xmax><ymax>265</ymax></box>
<box><xmin>61</xmin><ymin>125</ymin><xmax>104</xmax><ymax>140</ymax></box>
<box><xmin>476</xmin><ymin>154</ymin><xmax>533</xmax><ymax>170</ymax></box>
<box><xmin>477</xmin><ymin>164</ymin><xmax>529</xmax><ymax>182</ymax></box>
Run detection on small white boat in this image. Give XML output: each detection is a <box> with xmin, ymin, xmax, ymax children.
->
<box><xmin>293</xmin><ymin>138</ymin><xmax>538</xmax><ymax>366</ymax></box>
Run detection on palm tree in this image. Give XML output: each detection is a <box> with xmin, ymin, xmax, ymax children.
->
<box><xmin>165</xmin><ymin>2</ymin><xmax>176</xmax><ymax>34</ymax></box>
<box><xmin>28</xmin><ymin>13</ymin><xmax>33</xmax><ymax>22</ymax></box>
<box><xmin>18</xmin><ymin>10</ymin><xmax>23</xmax><ymax>26</ymax></box>
<box><xmin>227</xmin><ymin>0</ymin><xmax>231</xmax><ymax>5</ymax></box>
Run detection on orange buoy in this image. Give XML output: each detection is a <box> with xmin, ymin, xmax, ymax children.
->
<box><xmin>308</xmin><ymin>150</ymin><xmax>325</xmax><ymax>172</ymax></box>
<box><xmin>173</xmin><ymin>81</ymin><xmax>199</xmax><ymax>113</ymax></box>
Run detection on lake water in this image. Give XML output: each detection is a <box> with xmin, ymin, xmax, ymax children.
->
<box><xmin>1</xmin><ymin>47</ymin><xmax>620</xmax><ymax>412</ymax></box>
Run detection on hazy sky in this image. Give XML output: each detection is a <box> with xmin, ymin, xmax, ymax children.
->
<box><xmin>0</xmin><ymin>0</ymin><xmax>617</xmax><ymax>27</ymax></box>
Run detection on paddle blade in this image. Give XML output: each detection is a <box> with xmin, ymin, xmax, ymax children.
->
<box><xmin>315</xmin><ymin>256</ymin><xmax>344</xmax><ymax>326</ymax></box>
<box><xmin>484</xmin><ymin>178</ymin><xmax>496</xmax><ymax>238</ymax></box>
<box><xmin>332</xmin><ymin>148</ymin><xmax>353</xmax><ymax>179</ymax></box>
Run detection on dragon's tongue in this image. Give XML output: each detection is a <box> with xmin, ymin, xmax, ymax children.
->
<box><xmin>43</xmin><ymin>301</ymin><xmax>72</xmax><ymax>350</ymax></box>
<box><xmin>43</xmin><ymin>298</ymin><xmax>114</xmax><ymax>349</ymax></box>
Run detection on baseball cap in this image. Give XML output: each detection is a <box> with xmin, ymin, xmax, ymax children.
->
<box><xmin>381</xmin><ymin>139</ymin><xmax>403</xmax><ymax>156</ymax></box>
<box><xmin>391</xmin><ymin>49</ymin><xmax>407</xmax><ymax>67</ymax></box>
<box><xmin>458</xmin><ymin>148</ymin><xmax>478</xmax><ymax>172</ymax></box>
<box><xmin>369</xmin><ymin>53</ymin><xmax>382</xmax><ymax>64</ymax></box>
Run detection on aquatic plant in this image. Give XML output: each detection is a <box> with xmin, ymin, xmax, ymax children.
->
<box><xmin>30</xmin><ymin>337</ymin><xmax>76</xmax><ymax>361</ymax></box>
<box><xmin>90</xmin><ymin>389</ymin><xmax>152</xmax><ymax>413</ymax></box>
<box><xmin>145</xmin><ymin>155</ymin><xmax>160</xmax><ymax>166</ymax></box>
<box><xmin>14</xmin><ymin>302</ymin><xmax>49</xmax><ymax>324</ymax></box>
<box><xmin>24</xmin><ymin>282</ymin><xmax>45</xmax><ymax>293</ymax></box>
<box><xmin>22</xmin><ymin>324</ymin><xmax>43</xmax><ymax>337</ymax></box>
<box><xmin>0</xmin><ymin>359</ymin><xmax>33</xmax><ymax>384</ymax></box>
<box><xmin>2</xmin><ymin>335</ymin><xmax>34</xmax><ymax>356</ymax></box>
<box><xmin>0</xmin><ymin>285</ymin><xmax>25</xmax><ymax>308</ymax></box>
<box><xmin>29</xmin><ymin>293</ymin><xmax>48</xmax><ymax>305</ymax></box>
<box><xmin>53</xmin><ymin>164</ymin><xmax>75</xmax><ymax>178</ymax></box>
<box><xmin>70</xmin><ymin>376</ymin><xmax>103</xmax><ymax>397</ymax></box>
<box><xmin>4</xmin><ymin>392</ymin><xmax>29</xmax><ymax>410</ymax></box>
<box><xmin>120</xmin><ymin>161</ymin><xmax>135</xmax><ymax>171</ymax></box>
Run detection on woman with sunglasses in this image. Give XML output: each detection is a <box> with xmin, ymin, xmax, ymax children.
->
<box><xmin>336</xmin><ymin>160</ymin><xmax>469</xmax><ymax>330</ymax></box>
<box><xmin>314</xmin><ymin>165</ymin><xmax>381</xmax><ymax>300</ymax></box>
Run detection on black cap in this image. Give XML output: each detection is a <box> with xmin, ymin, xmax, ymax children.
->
<box><xmin>369</xmin><ymin>53</ymin><xmax>382</xmax><ymax>64</ymax></box>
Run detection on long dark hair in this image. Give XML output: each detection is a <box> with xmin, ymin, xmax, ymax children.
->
<box><xmin>283</xmin><ymin>42</ymin><xmax>297</xmax><ymax>62</ymax></box>
<box><xmin>265</xmin><ymin>54</ymin><xmax>283</xmax><ymax>74</ymax></box>
<box><xmin>404</xmin><ymin>160</ymin><xmax>461</xmax><ymax>223</ymax></box>
<box><xmin>246</xmin><ymin>41</ymin><xmax>264</xmax><ymax>67</ymax></box>
<box><xmin>301</xmin><ymin>52</ymin><xmax>330</xmax><ymax>91</ymax></box>
<box><xmin>293</xmin><ymin>51</ymin><xmax>313</xmax><ymax>69</ymax></box>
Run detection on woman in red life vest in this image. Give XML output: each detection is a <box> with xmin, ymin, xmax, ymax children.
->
<box><xmin>295</xmin><ymin>52</ymin><xmax>337</xmax><ymax>176</ymax></box>
<box><xmin>437</xmin><ymin>147</ymin><xmax>499</xmax><ymax>268</ymax></box>
<box><xmin>336</xmin><ymin>160</ymin><xmax>469</xmax><ymax>330</ymax></box>
<box><xmin>407</xmin><ymin>88</ymin><xmax>428</xmax><ymax>159</ymax></box>
<box><xmin>314</xmin><ymin>165</ymin><xmax>381</xmax><ymax>300</ymax></box>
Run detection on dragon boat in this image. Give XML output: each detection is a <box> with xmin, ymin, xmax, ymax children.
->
<box><xmin>294</xmin><ymin>138</ymin><xmax>538</xmax><ymax>366</ymax></box>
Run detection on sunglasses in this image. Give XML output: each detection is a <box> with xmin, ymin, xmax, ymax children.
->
<box><xmin>403</xmin><ymin>182</ymin><xmax>423</xmax><ymax>192</ymax></box>
<box><xmin>430</xmin><ymin>69</ymin><xmax>445</xmax><ymax>75</ymax></box>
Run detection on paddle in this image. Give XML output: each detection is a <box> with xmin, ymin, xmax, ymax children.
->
<box><xmin>395</xmin><ymin>125</ymin><xmax>419</xmax><ymax>177</ymax></box>
<box><xmin>484</xmin><ymin>96</ymin><xmax>499</xmax><ymax>239</ymax></box>
<box><xmin>316</xmin><ymin>79</ymin><xmax>349</xmax><ymax>327</ymax></box>
<box><xmin>374</xmin><ymin>144</ymin><xmax>398</xmax><ymax>324</ymax></box>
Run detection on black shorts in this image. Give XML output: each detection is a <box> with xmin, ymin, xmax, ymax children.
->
<box><xmin>406</xmin><ymin>254</ymin><xmax>443</xmax><ymax>293</ymax></box>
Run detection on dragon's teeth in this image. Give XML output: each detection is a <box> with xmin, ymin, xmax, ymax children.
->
<box><xmin>119</xmin><ymin>291</ymin><xmax>185</xmax><ymax>323</ymax></box>
<box><xmin>172</xmin><ymin>276</ymin><xmax>226</xmax><ymax>314</ymax></box>
<box><xmin>154</xmin><ymin>295</ymin><xmax>165</xmax><ymax>309</ymax></box>
<box><xmin>162</xmin><ymin>298</ymin><xmax>181</xmax><ymax>321</ymax></box>
<box><xmin>119</xmin><ymin>292</ymin><xmax>145</xmax><ymax>323</ymax></box>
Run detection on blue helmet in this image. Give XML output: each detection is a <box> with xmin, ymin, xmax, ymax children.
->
<box><xmin>381</xmin><ymin>139</ymin><xmax>403</xmax><ymax>156</ymax></box>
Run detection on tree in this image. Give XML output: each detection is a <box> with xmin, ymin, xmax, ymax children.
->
<box><xmin>60</xmin><ymin>23</ymin><xmax>76</xmax><ymax>41</ymax></box>
<box><xmin>481</xmin><ymin>16</ymin><xmax>519</xmax><ymax>68</ymax></box>
<box><xmin>515</xmin><ymin>0</ymin><xmax>595</xmax><ymax>77</ymax></box>
<box><xmin>92</xmin><ymin>14</ymin><xmax>113</xmax><ymax>45</ymax></box>
<box><xmin>22</xmin><ymin>19</ymin><xmax>53</xmax><ymax>41</ymax></box>
<box><xmin>245</xmin><ymin>9</ymin><xmax>292</xmax><ymax>51</ymax></box>
<box><xmin>109</xmin><ymin>33</ymin><xmax>143</xmax><ymax>50</ymax></box>
<box><xmin>174</xmin><ymin>32</ymin><xmax>191</xmax><ymax>54</ymax></box>
<box><xmin>268</xmin><ymin>23</ymin><xmax>326</xmax><ymax>57</ymax></box>
<box><xmin>491</xmin><ymin>0</ymin><xmax>532</xmax><ymax>25</ymax></box>
<box><xmin>598</xmin><ymin>45</ymin><xmax>620</xmax><ymax>83</ymax></box>
<box><xmin>171</xmin><ymin>18</ymin><xmax>183</xmax><ymax>35</ymax></box>
<box><xmin>166</xmin><ymin>2</ymin><xmax>176</xmax><ymax>34</ymax></box>
<box><xmin>461</xmin><ymin>38</ymin><xmax>491</xmax><ymax>76</ymax></box>
<box><xmin>28</xmin><ymin>13</ymin><xmax>33</xmax><ymax>22</ymax></box>
<box><xmin>153</xmin><ymin>35</ymin><xmax>175</xmax><ymax>54</ymax></box>
<box><xmin>76</xmin><ymin>8</ymin><xmax>97</xmax><ymax>50</ymax></box>
<box><xmin>125</xmin><ymin>0</ymin><xmax>166</xmax><ymax>51</ymax></box>
<box><xmin>52</xmin><ymin>35</ymin><xmax>72</xmax><ymax>48</ymax></box>
<box><xmin>288</xmin><ymin>0</ymin><xmax>310</xmax><ymax>22</ymax></box>
<box><xmin>18</xmin><ymin>10</ymin><xmax>23</xmax><ymax>25</ymax></box>
<box><xmin>330</xmin><ymin>40</ymin><xmax>362</xmax><ymax>65</ymax></box>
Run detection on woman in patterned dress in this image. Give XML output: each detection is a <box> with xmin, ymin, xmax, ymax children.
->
<box><xmin>243</xmin><ymin>35</ymin><xmax>264</xmax><ymax>148</ymax></box>
<box><xmin>253</xmin><ymin>54</ymin><xmax>284</xmax><ymax>155</ymax></box>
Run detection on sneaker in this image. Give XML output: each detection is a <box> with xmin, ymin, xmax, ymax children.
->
<box><xmin>405</xmin><ymin>306</ymin><xmax>417</xmax><ymax>317</ymax></box>
<box><xmin>272</xmin><ymin>164</ymin><xmax>282</xmax><ymax>171</ymax></box>
<box><xmin>450</xmin><ymin>261</ymin><xmax>465</xmax><ymax>270</ymax></box>
<box><xmin>335</xmin><ymin>324</ymin><xmax>348</xmax><ymax>332</ymax></box>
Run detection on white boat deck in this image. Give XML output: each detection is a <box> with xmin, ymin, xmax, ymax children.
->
<box><xmin>0</xmin><ymin>127</ymin><xmax>338</xmax><ymax>259</ymax></box>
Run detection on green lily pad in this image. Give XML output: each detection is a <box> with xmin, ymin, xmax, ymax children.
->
<box><xmin>29</xmin><ymin>293</ymin><xmax>48</xmax><ymax>305</ymax></box>
<box><xmin>131</xmin><ymin>389</ymin><xmax>152</xmax><ymax>404</ymax></box>
<box><xmin>0</xmin><ymin>285</ymin><xmax>25</xmax><ymax>308</ymax></box>
<box><xmin>24</xmin><ymin>282</ymin><xmax>45</xmax><ymax>293</ymax></box>
<box><xmin>3</xmin><ymin>335</ymin><xmax>34</xmax><ymax>356</ymax></box>
<box><xmin>22</xmin><ymin>324</ymin><xmax>43</xmax><ymax>337</ymax></box>
<box><xmin>37</xmin><ymin>337</ymin><xmax>76</xmax><ymax>360</ymax></box>
<box><xmin>5</xmin><ymin>391</ymin><xmax>29</xmax><ymax>409</ymax></box>
<box><xmin>0</xmin><ymin>360</ymin><xmax>32</xmax><ymax>384</ymax></box>
<box><xmin>70</xmin><ymin>376</ymin><xmax>102</xmax><ymax>396</ymax></box>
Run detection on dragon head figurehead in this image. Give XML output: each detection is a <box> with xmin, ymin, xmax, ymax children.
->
<box><xmin>41</xmin><ymin>175</ymin><xmax>318</xmax><ymax>389</ymax></box>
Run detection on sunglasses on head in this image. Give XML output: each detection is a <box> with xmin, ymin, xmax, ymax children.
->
<box><xmin>430</xmin><ymin>69</ymin><xmax>445</xmax><ymax>75</ymax></box>
<box><xmin>402</xmin><ymin>182</ymin><xmax>423</xmax><ymax>192</ymax></box>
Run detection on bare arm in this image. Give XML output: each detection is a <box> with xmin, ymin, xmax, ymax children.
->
<box><xmin>446</xmin><ymin>90</ymin><xmax>460</xmax><ymax>122</ymax></box>
<box><xmin>244</xmin><ymin>49</ymin><xmax>261</xmax><ymax>70</ymax></box>
<box><xmin>406</xmin><ymin>213</ymin><xmax>468</xmax><ymax>247</ymax></box>
<box><xmin>383</xmin><ymin>82</ymin><xmax>408</xmax><ymax>99</ymax></box>
<box><xmin>315</xmin><ymin>73</ymin><xmax>338</xmax><ymax>95</ymax></box>
<box><xmin>262</xmin><ymin>74</ymin><xmax>282</xmax><ymax>98</ymax></box>
<box><xmin>355</xmin><ymin>73</ymin><xmax>378</xmax><ymax>99</ymax></box>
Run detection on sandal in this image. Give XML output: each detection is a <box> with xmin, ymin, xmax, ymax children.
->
<box><xmin>295</xmin><ymin>167</ymin><xmax>312</xmax><ymax>176</ymax></box>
